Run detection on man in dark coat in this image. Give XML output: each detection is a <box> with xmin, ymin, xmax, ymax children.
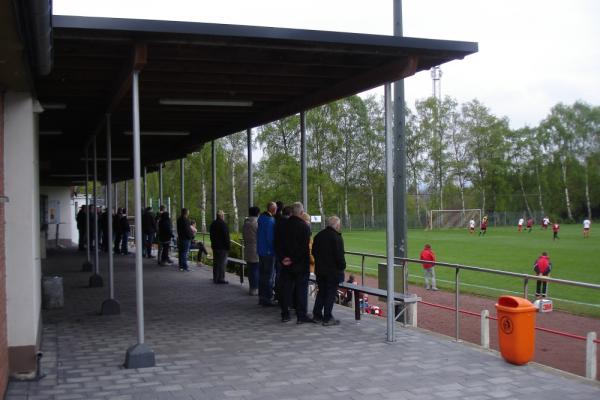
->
<box><xmin>312</xmin><ymin>216</ymin><xmax>346</xmax><ymax>325</ymax></box>
<box><xmin>142</xmin><ymin>207</ymin><xmax>157</xmax><ymax>258</ymax></box>
<box><xmin>158</xmin><ymin>211</ymin><xmax>174</xmax><ymax>265</ymax></box>
<box><xmin>113</xmin><ymin>208</ymin><xmax>122</xmax><ymax>254</ymax></box>
<box><xmin>119</xmin><ymin>208</ymin><xmax>130</xmax><ymax>255</ymax></box>
<box><xmin>209</xmin><ymin>210</ymin><xmax>230</xmax><ymax>283</ymax></box>
<box><xmin>176</xmin><ymin>208</ymin><xmax>195</xmax><ymax>271</ymax></box>
<box><xmin>279</xmin><ymin>202</ymin><xmax>312</xmax><ymax>324</ymax></box>
<box><xmin>76</xmin><ymin>206</ymin><xmax>86</xmax><ymax>251</ymax></box>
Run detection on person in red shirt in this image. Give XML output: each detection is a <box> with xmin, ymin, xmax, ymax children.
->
<box><xmin>478</xmin><ymin>216</ymin><xmax>488</xmax><ymax>236</ymax></box>
<box><xmin>552</xmin><ymin>222</ymin><xmax>560</xmax><ymax>240</ymax></box>
<box><xmin>526</xmin><ymin>218</ymin><xmax>534</xmax><ymax>233</ymax></box>
<box><xmin>533</xmin><ymin>251</ymin><xmax>552</xmax><ymax>298</ymax></box>
<box><xmin>420</xmin><ymin>244</ymin><xmax>438</xmax><ymax>291</ymax></box>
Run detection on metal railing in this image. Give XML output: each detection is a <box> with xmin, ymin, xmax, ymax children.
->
<box><xmin>345</xmin><ymin>250</ymin><xmax>600</xmax><ymax>339</ymax></box>
<box><xmin>345</xmin><ymin>250</ymin><xmax>600</xmax><ymax>380</ymax></box>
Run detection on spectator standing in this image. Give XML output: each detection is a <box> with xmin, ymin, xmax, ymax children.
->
<box><xmin>274</xmin><ymin>205</ymin><xmax>292</xmax><ymax>302</ymax></box>
<box><xmin>119</xmin><ymin>208</ymin><xmax>130</xmax><ymax>255</ymax></box>
<box><xmin>257</xmin><ymin>202</ymin><xmax>277</xmax><ymax>305</ymax></box>
<box><xmin>155</xmin><ymin>205</ymin><xmax>166</xmax><ymax>262</ymax></box>
<box><xmin>157</xmin><ymin>211</ymin><xmax>174</xmax><ymax>265</ymax></box>
<box><xmin>583</xmin><ymin>218</ymin><xmax>591</xmax><ymax>238</ymax></box>
<box><xmin>176</xmin><ymin>208</ymin><xmax>195</xmax><ymax>271</ymax></box>
<box><xmin>534</xmin><ymin>251</ymin><xmax>552</xmax><ymax>298</ymax></box>
<box><xmin>279</xmin><ymin>202</ymin><xmax>313</xmax><ymax>324</ymax></box>
<box><xmin>552</xmin><ymin>221</ymin><xmax>560</xmax><ymax>240</ymax></box>
<box><xmin>142</xmin><ymin>207</ymin><xmax>157</xmax><ymax>258</ymax></box>
<box><xmin>76</xmin><ymin>205</ymin><xmax>86</xmax><ymax>251</ymax></box>
<box><xmin>243</xmin><ymin>206</ymin><xmax>260</xmax><ymax>296</ymax></box>
<box><xmin>420</xmin><ymin>244</ymin><xmax>438</xmax><ymax>290</ymax></box>
<box><xmin>113</xmin><ymin>208</ymin><xmax>122</xmax><ymax>254</ymax></box>
<box><xmin>209</xmin><ymin>210</ymin><xmax>230</xmax><ymax>283</ymax></box>
<box><xmin>312</xmin><ymin>216</ymin><xmax>346</xmax><ymax>326</ymax></box>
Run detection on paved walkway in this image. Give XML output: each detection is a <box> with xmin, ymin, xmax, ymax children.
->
<box><xmin>7</xmin><ymin>248</ymin><xmax>600</xmax><ymax>400</ymax></box>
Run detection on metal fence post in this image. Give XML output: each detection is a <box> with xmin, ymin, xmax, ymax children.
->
<box><xmin>586</xmin><ymin>332</ymin><xmax>597</xmax><ymax>380</ymax></box>
<box><xmin>455</xmin><ymin>268</ymin><xmax>460</xmax><ymax>341</ymax></box>
<box><xmin>361</xmin><ymin>255</ymin><xmax>365</xmax><ymax>285</ymax></box>
<box><xmin>523</xmin><ymin>278</ymin><xmax>529</xmax><ymax>300</ymax></box>
<box><xmin>481</xmin><ymin>310</ymin><xmax>490</xmax><ymax>349</ymax></box>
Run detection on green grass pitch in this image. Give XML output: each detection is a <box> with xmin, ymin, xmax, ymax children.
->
<box><xmin>341</xmin><ymin>224</ymin><xmax>600</xmax><ymax>317</ymax></box>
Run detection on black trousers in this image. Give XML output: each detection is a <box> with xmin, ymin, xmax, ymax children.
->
<box><xmin>280</xmin><ymin>268</ymin><xmax>309</xmax><ymax>320</ymax></box>
<box><xmin>536</xmin><ymin>272</ymin><xmax>549</xmax><ymax>296</ymax></box>
<box><xmin>313</xmin><ymin>274</ymin><xmax>339</xmax><ymax>321</ymax></box>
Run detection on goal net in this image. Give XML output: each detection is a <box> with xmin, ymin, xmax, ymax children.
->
<box><xmin>429</xmin><ymin>209</ymin><xmax>482</xmax><ymax>230</ymax></box>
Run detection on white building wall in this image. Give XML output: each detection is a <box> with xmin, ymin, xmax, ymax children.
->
<box><xmin>4</xmin><ymin>92</ymin><xmax>41</xmax><ymax>348</ymax></box>
<box><xmin>40</xmin><ymin>186</ymin><xmax>77</xmax><ymax>244</ymax></box>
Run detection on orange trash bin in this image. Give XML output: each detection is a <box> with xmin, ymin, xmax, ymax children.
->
<box><xmin>495</xmin><ymin>296</ymin><xmax>537</xmax><ymax>365</ymax></box>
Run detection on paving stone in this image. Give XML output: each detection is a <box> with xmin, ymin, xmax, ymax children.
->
<box><xmin>6</xmin><ymin>248</ymin><xmax>600</xmax><ymax>400</ymax></box>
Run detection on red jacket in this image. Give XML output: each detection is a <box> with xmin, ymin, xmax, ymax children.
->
<box><xmin>534</xmin><ymin>255</ymin><xmax>552</xmax><ymax>275</ymax></box>
<box><xmin>552</xmin><ymin>223</ymin><xmax>560</xmax><ymax>233</ymax></box>
<box><xmin>420</xmin><ymin>248</ymin><xmax>436</xmax><ymax>269</ymax></box>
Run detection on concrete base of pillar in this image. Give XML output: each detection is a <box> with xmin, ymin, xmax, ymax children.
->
<box><xmin>100</xmin><ymin>298</ymin><xmax>121</xmax><ymax>315</ymax></box>
<box><xmin>124</xmin><ymin>343</ymin><xmax>155</xmax><ymax>369</ymax></box>
<box><xmin>81</xmin><ymin>261</ymin><xmax>93</xmax><ymax>272</ymax></box>
<box><xmin>89</xmin><ymin>274</ymin><xmax>104</xmax><ymax>288</ymax></box>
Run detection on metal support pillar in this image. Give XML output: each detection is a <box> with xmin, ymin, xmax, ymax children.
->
<box><xmin>211</xmin><ymin>141</ymin><xmax>217</xmax><ymax>220</ymax></box>
<box><xmin>180</xmin><ymin>158</ymin><xmax>185</xmax><ymax>209</ymax></box>
<box><xmin>393</xmin><ymin>0</ymin><xmax>408</xmax><ymax>265</ymax></box>
<box><xmin>101</xmin><ymin>114</ymin><xmax>120</xmax><ymax>315</ymax></box>
<box><xmin>247</xmin><ymin>128</ymin><xmax>253</xmax><ymax>210</ymax></box>
<box><xmin>158</xmin><ymin>163</ymin><xmax>163</xmax><ymax>207</ymax></box>
<box><xmin>89</xmin><ymin>136</ymin><xmax>103</xmax><ymax>287</ymax></box>
<box><xmin>300</xmin><ymin>111</ymin><xmax>307</xmax><ymax>211</ymax></box>
<box><xmin>384</xmin><ymin>83</ymin><xmax>395</xmax><ymax>342</ymax></box>
<box><xmin>124</xmin><ymin>70</ymin><xmax>155</xmax><ymax>369</ymax></box>
<box><xmin>143</xmin><ymin>167</ymin><xmax>147</xmax><ymax>208</ymax></box>
<box><xmin>124</xmin><ymin>181</ymin><xmax>129</xmax><ymax>212</ymax></box>
<box><xmin>82</xmin><ymin>148</ymin><xmax>92</xmax><ymax>271</ymax></box>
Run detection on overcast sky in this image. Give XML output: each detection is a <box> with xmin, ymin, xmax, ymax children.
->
<box><xmin>54</xmin><ymin>0</ymin><xmax>600</xmax><ymax>130</ymax></box>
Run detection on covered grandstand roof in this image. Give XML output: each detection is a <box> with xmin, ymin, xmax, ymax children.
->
<box><xmin>37</xmin><ymin>15</ymin><xmax>477</xmax><ymax>185</ymax></box>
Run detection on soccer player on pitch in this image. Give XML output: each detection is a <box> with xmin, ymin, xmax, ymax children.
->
<box><xmin>526</xmin><ymin>217</ymin><xmax>534</xmax><ymax>233</ymax></box>
<box><xmin>468</xmin><ymin>219</ymin><xmax>475</xmax><ymax>234</ymax></box>
<box><xmin>518</xmin><ymin>217</ymin><xmax>524</xmax><ymax>232</ymax></box>
<box><xmin>542</xmin><ymin>216</ymin><xmax>550</xmax><ymax>230</ymax></box>
<box><xmin>479</xmin><ymin>216</ymin><xmax>488</xmax><ymax>236</ymax></box>
<box><xmin>552</xmin><ymin>221</ymin><xmax>560</xmax><ymax>240</ymax></box>
<box><xmin>583</xmin><ymin>218</ymin><xmax>591</xmax><ymax>238</ymax></box>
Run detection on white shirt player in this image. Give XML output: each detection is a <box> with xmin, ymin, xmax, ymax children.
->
<box><xmin>543</xmin><ymin>217</ymin><xmax>550</xmax><ymax>226</ymax></box>
<box><xmin>469</xmin><ymin>219</ymin><xmax>475</xmax><ymax>229</ymax></box>
<box><xmin>518</xmin><ymin>218</ymin><xmax>524</xmax><ymax>226</ymax></box>
<box><xmin>583</xmin><ymin>219</ymin><xmax>591</xmax><ymax>229</ymax></box>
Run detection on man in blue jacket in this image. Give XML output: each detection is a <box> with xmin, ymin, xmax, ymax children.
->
<box><xmin>257</xmin><ymin>202</ymin><xmax>277</xmax><ymax>306</ymax></box>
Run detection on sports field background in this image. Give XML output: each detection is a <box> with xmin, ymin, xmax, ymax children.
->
<box><xmin>342</xmin><ymin>224</ymin><xmax>600</xmax><ymax>317</ymax></box>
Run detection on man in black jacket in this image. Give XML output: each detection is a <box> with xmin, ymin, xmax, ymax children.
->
<box><xmin>312</xmin><ymin>216</ymin><xmax>346</xmax><ymax>325</ymax></box>
<box><xmin>158</xmin><ymin>211</ymin><xmax>174</xmax><ymax>265</ymax></box>
<box><xmin>209</xmin><ymin>210</ymin><xmax>230</xmax><ymax>283</ymax></box>
<box><xmin>76</xmin><ymin>206</ymin><xmax>86</xmax><ymax>251</ymax></box>
<box><xmin>177</xmin><ymin>208</ymin><xmax>195</xmax><ymax>271</ymax></box>
<box><xmin>142</xmin><ymin>207</ymin><xmax>157</xmax><ymax>258</ymax></box>
<box><xmin>279</xmin><ymin>202</ymin><xmax>312</xmax><ymax>323</ymax></box>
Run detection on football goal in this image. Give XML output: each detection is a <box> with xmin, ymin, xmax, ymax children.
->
<box><xmin>428</xmin><ymin>209</ymin><xmax>482</xmax><ymax>230</ymax></box>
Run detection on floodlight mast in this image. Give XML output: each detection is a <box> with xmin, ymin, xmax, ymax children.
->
<box><xmin>431</xmin><ymin>66</ymin><xmax>443</xmax><ymax>100</ymax></box>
